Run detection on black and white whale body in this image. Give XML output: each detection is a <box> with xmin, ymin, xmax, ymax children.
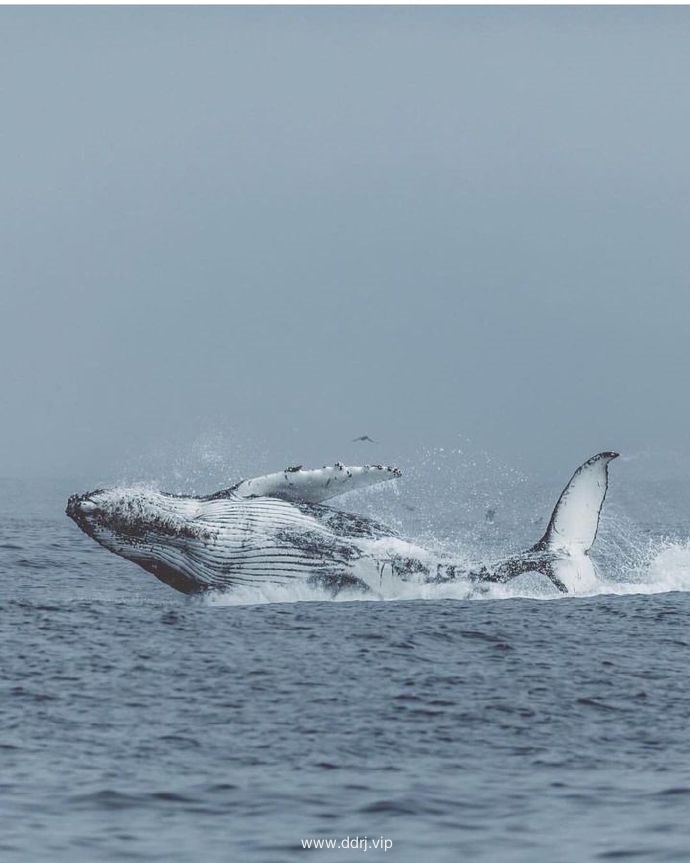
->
<box><xmin>66</xmin><ymin>453</ymin><xmax>618</xmax><ymax>597</ymax></box>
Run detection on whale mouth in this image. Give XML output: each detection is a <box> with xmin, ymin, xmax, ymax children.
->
<box><xmin>66</xmin><ymin>492</ymin><xmax>103</xmax><ymax>536</ymax></box>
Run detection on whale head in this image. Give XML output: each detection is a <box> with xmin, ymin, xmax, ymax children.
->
<box><xmin>66</xmin><ymin>487</ymin><xmax>210</xmax><ymax>593</ymax></box>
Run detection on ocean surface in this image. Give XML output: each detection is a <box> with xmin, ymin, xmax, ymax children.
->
<box><xmin>3</xmin><ymin>463</ymin><xmax>690</xmax><ymax>862</ymax></box>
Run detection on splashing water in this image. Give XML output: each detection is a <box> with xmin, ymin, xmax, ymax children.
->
<box><xmin>201</xmin><ymin>449</ymin><xmax>690</xmax><ymax>607</ymax></box>
<box><xmin>6</xmin><ymin>443</ymin><xmax>690</xmax><ymax>606</ymax></box>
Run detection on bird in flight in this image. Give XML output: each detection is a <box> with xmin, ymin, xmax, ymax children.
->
<box><xmin>352</xmin><ymin>435</ymin><xmax>377</xmax><ymax>443</ymax></box>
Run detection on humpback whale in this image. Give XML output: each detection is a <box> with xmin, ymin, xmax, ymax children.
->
<box><xmin>66</xmin><ymin>453</ymin><xmax>618</xmax><ymax>597</ymax></box>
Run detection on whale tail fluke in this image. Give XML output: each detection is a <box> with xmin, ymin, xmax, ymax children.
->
<box><xmin>481</xmin><ymin>452</ymin><xmax>619</xmax><ymax>592</ymax></box>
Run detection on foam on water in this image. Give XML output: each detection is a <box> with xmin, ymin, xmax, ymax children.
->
<box><xmin>204</xmin><ymin>527</ymin><xmax>690</xmax><ymax>607</ymax></box>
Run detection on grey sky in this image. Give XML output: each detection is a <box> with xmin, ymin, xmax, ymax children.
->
<box><xmin>1</xmin><ymin>7</ymin><xmax>689</xmax><ymax>481</ymax></box>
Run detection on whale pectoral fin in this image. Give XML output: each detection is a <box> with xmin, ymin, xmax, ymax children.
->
<box><xmin>535</xmin><ymin>451</ymin><xmax>619</xmax><ymax>555</ymax></box>
<box><xmin>227</xmin><ymin>464</ymin><xmax>401</xmax><ymax>503</ymax></box>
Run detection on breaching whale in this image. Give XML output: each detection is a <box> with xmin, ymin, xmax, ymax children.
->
<box><xmin>66</xmin><ymin>453</ymin><xmax>618</xmax><ymax>597</ymax></box>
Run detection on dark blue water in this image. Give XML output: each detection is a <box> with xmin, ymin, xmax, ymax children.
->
<box><xmin>3</xmin><ymin>477</ymin><xmax>690</xmax><ymax>862</ymax></box>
